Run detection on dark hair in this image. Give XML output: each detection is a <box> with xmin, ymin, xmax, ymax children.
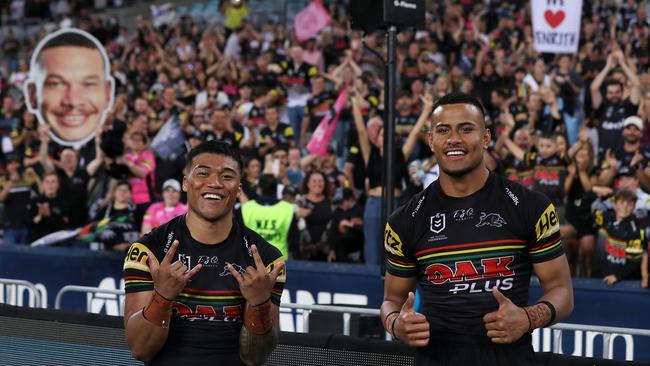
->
<box><xmin>301</xmin><ymin>169</ymin><xmax>332</xmax><ymax>198</ymax></box>
<box><xmin>604</xmin><ymin>79</ymin><xmax>624</xmax><ymax>91</ymax></box>
<box><xmin>614</xmin><ymin>188</ymin><xmax>637</xmax><ymax>203</ymax></box>
<box><xmin>259</xmin><ymin>174</ymin><xmax>278</xmax><ymax>197</ymax></box>
<box><xmin>431</xmin><ymin>92</ymin><xmax>486</xmax><ymax>120</ymax></box>
<box><xmin>115</xmin><ymin>180</ymin><xmax>132</xmax><ymax>192</ymax></box>
<box><xmin>40</xmin><ymin>32</ymin><xmax>98</xmax><ymax>53</ymax></box>
<box><xmin>184</xmin><ymin>140</ymin><xmax>243</xmax><ymax>175</ymax></box>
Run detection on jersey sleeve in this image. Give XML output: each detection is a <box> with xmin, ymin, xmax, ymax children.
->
<box><xmin>384</xmin><ymin>203</ymin><xmax>418</xmax><ymax>277</ymax></box>
<box><xmin>123</xmin><ymin>232</ymin><xmax>158</xmax><ymax>294</ymax></box>
<box><xmin>254</xmin><ymin>232</ymin><xmax>286</xmax><ymax>306</ymax></box>
<box><xmin>522</xmin><ymin>152</ymin><xmax>537</xmax><ymax>168</ymax></box>
<box><xmin>527</xmin><ymin>192</ymin><xmax>565</xmax><ymax>263</ymax></box>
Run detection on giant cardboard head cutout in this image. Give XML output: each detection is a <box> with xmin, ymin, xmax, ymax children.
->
<box><xmin>24</xmin><ymin>28</ymin><xmax>115</xmax><ymax>147</ymax></box>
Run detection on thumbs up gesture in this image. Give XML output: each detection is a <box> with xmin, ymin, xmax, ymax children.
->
<box><xmin>393</xmin><ymin>292</ymin><xmax>430</xmax><ymax>347</ymax></box>
<box><xmin>483</xmin><ymin>287</ymin><xmax>529</xmax><ymax>344</ymax></box>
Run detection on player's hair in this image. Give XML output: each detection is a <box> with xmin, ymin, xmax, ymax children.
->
<box><xmin>258</xmin><ymin>174</ymin><xmax>278</xmax><ymax>197</ymax></box>
<box><xmin>185</xmin><ymin>140</ymin><xmax>244</xmax><ymax>175</ymax></box>
<box><xmin>431</xmin><ymin>92</ymin><xmax>486</xmax><ymax>120</ymax></box>
<box><xmin>614</xmin><ymin>188</ymin><xmax>637</xmax><ymax>203</ymax></box>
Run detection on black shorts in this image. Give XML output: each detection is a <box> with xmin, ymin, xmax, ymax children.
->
<box><xmin>415</xmin><ymin>332</ymin><xmax>541</xmax><ymax>366</ymax></box>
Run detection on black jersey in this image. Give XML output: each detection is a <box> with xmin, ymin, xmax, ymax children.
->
<box><xmin>384</xmin><ymin>173</ymin><xmax>564</xmax><ymax>337</ymax></box>
<box><xmin>594</xmin><ymin>210</ymin><xmax>648</xmax><ymax>280</ymax></box>
<box><xmin>123</xmin><ymin>215</ymin><xmax>285</xmax><ymax>366</ymax></box>
<box><xmin>522</xmin><ymin>152</ymin><xmax>570</xmax><ymax>206</ymax></box>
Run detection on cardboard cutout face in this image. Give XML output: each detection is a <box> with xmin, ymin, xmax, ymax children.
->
<box><xmin>23</xmin><ymin>28</ymin><xmax>115</xmax><ymax>147</ymax></box>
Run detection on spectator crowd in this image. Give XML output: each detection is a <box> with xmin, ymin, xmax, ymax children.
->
<box><xmin>0</xmin><ymin>0</ymin><xmax>648</xmax><ymax>287</ymax></box>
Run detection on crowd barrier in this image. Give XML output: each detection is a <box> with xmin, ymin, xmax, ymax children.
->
<box><xmin>1</xmin><ymin>245</ymin><xmax>650</xmax><ymax>361</ymax></box>
<box><xmin>2</xmin><ymin>304</ymin><xmax>648</xmax><ymax>366</ymax></box>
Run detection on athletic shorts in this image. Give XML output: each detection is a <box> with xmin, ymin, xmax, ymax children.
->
<box><xmin>415</xmin><ymin>332</ymin><xmax>541</xmax><ymax>366</ymax></box>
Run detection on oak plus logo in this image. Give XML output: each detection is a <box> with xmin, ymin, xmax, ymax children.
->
<box><xmin>430</xmin><ymin>213</ymin><xmax>446</xmax><ymax>233</ymax></box>
<box><xmin>425</xmin><ymin>256</ymin><xmax>515</xmax><ymax>294</ymax></box>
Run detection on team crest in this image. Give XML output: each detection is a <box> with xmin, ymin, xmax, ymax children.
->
<box><xmin>430</xmin><ymin>213</ymin><xmax>446</xmax><ymax>233</ymax></box>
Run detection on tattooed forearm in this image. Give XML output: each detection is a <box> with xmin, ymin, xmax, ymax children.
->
<box><xmin>524</xmin><ymin>303</ymin><xmax>552</xmax><ymax>331</ymax></box>
<box><xmin>239</xmin><ymin>325</ymin><xmax>278</xmax><ymax>366</ymax></box>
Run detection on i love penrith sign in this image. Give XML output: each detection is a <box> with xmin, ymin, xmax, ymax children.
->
<box><xmin>531</xmin><ymin>0</ymin><xmax>583</xmax><ymax>54</ymax></box>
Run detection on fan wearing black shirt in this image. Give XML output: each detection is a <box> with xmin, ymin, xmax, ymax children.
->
<box><xmin>381</xmin><ymin>93</ymin><xmax>573</xmax><ymax>366</ymax></box>
<box><xmin>258</xmin><ymin>105</ymin><xmax>294</xmax><ymax>157</ymax></box>
<box><xmin>589</xmin><ymin>50</ymin><xmax>640</xmax><ymax>156</ymax></box>
<box><xmin>123</xmin><ymin>141</ymin><xmax>285</xmax><ymax>365</ymax></box>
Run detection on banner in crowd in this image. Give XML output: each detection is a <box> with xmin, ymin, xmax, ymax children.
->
<box><xmin>531</xmin><ymin>0</ymin><xmax>582</xmax><ymax>54</ymax></box>
<box><xmin>23</xmin><ymin>28</ymin><xmax>115</xmax><ymax>148</ymax></box>
<box><xmin>150</xmin><ymin>115</ymin><xmax>185</xmax><ymax>160</ymax></box>
<box><xmin>151</xmin><ymin>3</ymin><xmax>176</xmax><ymax>28</ymax></box>
<box><xmin>306</xmin><ymin>88</ymin><xmax>347</xmax><ymax>156</ymax></box>
<box><xmin>294</xmin><ymin>0</ymin><xmax>331</xmax><ymax>43</ymax></box>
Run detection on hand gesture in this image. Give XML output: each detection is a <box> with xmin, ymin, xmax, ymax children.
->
<box><xmin>631</xmin><ymin>150</ymin><xmax>644</xmax><ymax>169</ymax></box>
<box><xmin>228</xmin><ymin>245</ymin><xmax>284</xmax><ymax>306</ymax></box>
<box><xmin>394</xmin><ymin>292</ymin><xmax>430</xmax><ymax>347</ymax></box>
<box><xmin>38</xmin><ymin>124</ymin><xmax>50</xmax><ymax>142</ymax></box>
<box><xmin>605</xmin><ymin>149</ymin><xmax>618</xmax><ymax>170</ymax></box>
<box><xmin>603</xmin><ymin>274</ymin><xmax>618</xmax><ymax>286</ymax></box>
<box><xmin>483</xmin><ymin>287</ymin><xmax>529</xmax><ymax>344</ymax></box>
<box><xmin>420</xmin><ymin>93</ymin><xmax>434</xmax><ymax>113</ymax></box>
<box><xmin>147</xmin><ymin>240</ymin><xmax>203</xmax><ymax>300</ymax></box>
<box><xmin>606</xmin><ymin>53</ymin><xmax>616</xmax><ymax>68</ymax></box>
<box><xmin>567</xmin><ymin>162</ymin><xmax>577</xmax><ymax>176</ymax></box>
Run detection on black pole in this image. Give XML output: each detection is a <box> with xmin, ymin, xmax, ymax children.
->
<box><xmin>381</xmin><ymin>25</ymin><xmax>397</xmax><ymax>249</ymax></box>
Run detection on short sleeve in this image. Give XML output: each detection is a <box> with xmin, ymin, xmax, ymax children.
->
<box><xmin>384</xmin><ymin>206</ymin><xmax>418</xmax><ymax>277</ymax></box>
<box><xmin>123</xmin><ymin>234</ymin><xmax>156</xmax><ymax>293</ymax></box>
<box><xmin>527</xmin><ymin>194</ymin><xmax>565</xmax><ymax>263</ymax></box>
<box><xmin>522</xmin><ymin>152</ymin><xmax>537</xmax><ymax>168</ymax></box>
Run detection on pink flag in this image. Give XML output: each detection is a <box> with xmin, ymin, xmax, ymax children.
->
<box><xmin>294</xmin><ymin>0</ymin><xmax>331</xmax><ymax>43</ymax></box>
<box><xmin>307</xmin><ymin>88</ymin><xmax>348</xmax><ymax>156</ymax></box>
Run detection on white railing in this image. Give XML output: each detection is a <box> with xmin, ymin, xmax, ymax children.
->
<box><xmin>54</xmin><ymin>285</ymin><xmax>125</xmax><ymax>312</ymax></box>
<box><xmin>0</xmin><ymin>278</ymin><xmax>42</xmax><ymax>308</ymax></box>
<box><xmin>43</xmin><ymin>285</ymin><xmax>650</xmax><ymax>360</ymax></box>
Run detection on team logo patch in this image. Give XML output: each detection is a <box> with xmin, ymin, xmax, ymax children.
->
<box><xmin>384</xmin><ymin>223</ymin><xmax>404</xmax><ymax>256</ymax></box>
<box><xmin>430</xmin><ymin>213</ymin><xmax>446</xmax><ymax>233</ymax></box>
<box><xmin>123</xmin><ymin>243</ymin><xmax>151</xmax><ymax>272</ymax></box>
<box><xmin>475</xmin><ymin>212</ymin><xmax>507</xmax><ymax>228</ymax></box>
<box><xmin>219</xmin><ymin>263</ymin><xmax>245</xmax><ymax>277</ymax></box>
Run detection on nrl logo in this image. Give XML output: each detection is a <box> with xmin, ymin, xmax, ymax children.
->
<box><xmin>475</xmin><ymin>212</ymin><xmax>507</xmax><ymax>228</ymax></box>
<box><xmin>430</xmin><ymin>213</ymin><xmax>446</xmax><ymax>233</ymax></box>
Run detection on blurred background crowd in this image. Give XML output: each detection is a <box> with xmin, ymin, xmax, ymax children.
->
<box><xmin>0</xmin><ymin>0</ymin><xmax>648</xmax><ymax>287</ymax></box>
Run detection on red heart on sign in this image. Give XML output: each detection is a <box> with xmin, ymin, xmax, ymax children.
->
<box><xmin>544</xmin><ymin>9</ymin><xmax>565</xmax><ymax>28</ymax></box>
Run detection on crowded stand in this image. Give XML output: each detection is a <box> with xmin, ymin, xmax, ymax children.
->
<box><xmin>0</xmin><ymin>0</ymin><xmax>648</xmax><ymax>289</ymax></box>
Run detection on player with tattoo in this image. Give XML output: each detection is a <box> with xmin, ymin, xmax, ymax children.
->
<box><xmin>380</xmin><ymin>93</ymin><xmax>573</xmax><ymax>365</ymax></box>
<box><xmin>123</xmin><ymin>141</ymin><xmax>286</xmax><ymax>365</ymax></box>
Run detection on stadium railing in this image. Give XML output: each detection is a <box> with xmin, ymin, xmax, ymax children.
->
<box><xmin>1</xmin><ymin>303</ymin><xmax>647</xmax><ymax>366</ymax></box>
<box><xmin>48</xmin><ymin>283</ymin><xmax>650</xmax><ymax>363</ymax></box>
